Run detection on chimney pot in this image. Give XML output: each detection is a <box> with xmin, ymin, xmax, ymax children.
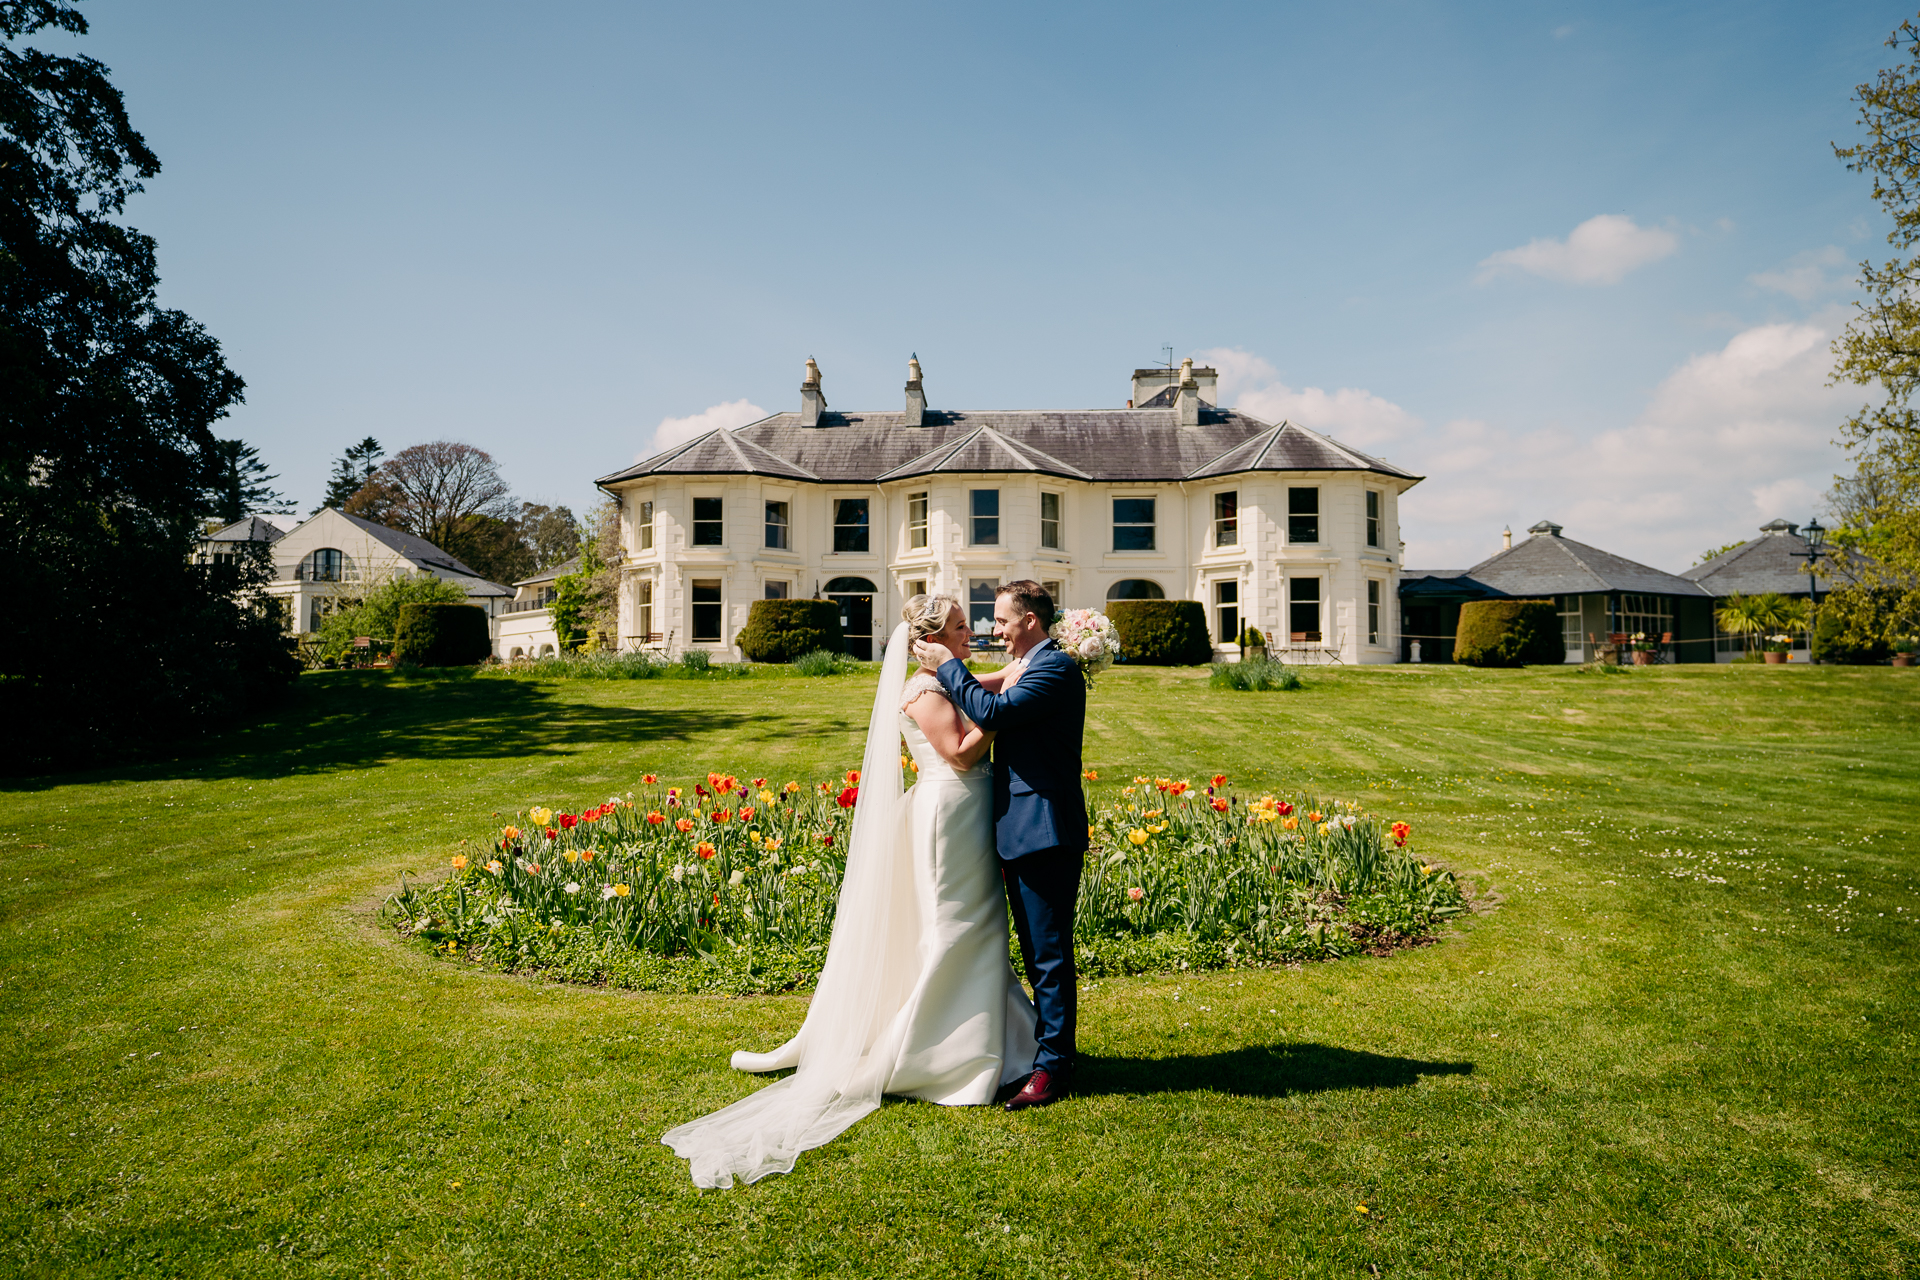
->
<box><xmin>800</xmin><ymin>357</ymin><xmax>826</xmax><ymax>426</ymax></box>
<box><xmin>1502</xmin><ymin>525</ymin><xmax>1512</xmax><ymax>551</ymax></box>
<box><xmin>1174</xmin><ymin>357</ymin><xmax>1201</xmax><ymax>426</ymax></box>
<box><xmin>904</xmin><ymin>353</ymin><xmax>926</xmax><ymax>426</ymax></box>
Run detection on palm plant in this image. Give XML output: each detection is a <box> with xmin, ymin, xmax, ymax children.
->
<box><xmin>1715</xmin><ymin>594</ymin><xmax>1769</xmax><ymax>654</ymax></box>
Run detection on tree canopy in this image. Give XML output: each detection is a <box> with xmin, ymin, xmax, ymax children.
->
<box><xmin>0</xmin><ymin>0</ymin><xmax>294</xmax><ymax>768</ymax></box>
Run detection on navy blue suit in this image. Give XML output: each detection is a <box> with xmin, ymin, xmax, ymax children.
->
<box><xmin>936</xmin><ymin>639</ymin><xmax>1087</xmax><ymax>1076</ymax></box>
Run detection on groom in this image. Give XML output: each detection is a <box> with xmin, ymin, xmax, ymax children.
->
<box><xmin>916</xmin><ymin>580</ymin><xmax>1087</xmax><ymax>1111</ymax></box>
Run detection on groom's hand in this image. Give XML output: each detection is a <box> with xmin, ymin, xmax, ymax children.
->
<box><xmin>913</xmin><ymin>639</ymin><xmax>960</xmax><ymax>668</ymax></box>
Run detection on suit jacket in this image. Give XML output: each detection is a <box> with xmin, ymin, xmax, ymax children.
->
<box><xmin>936</xmin><ymin>638</ymin><xmax>1089</xmax><ymax>860</ymax></box>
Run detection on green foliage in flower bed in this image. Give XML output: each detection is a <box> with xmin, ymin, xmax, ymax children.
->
<box><xmin>384</xmin><ymin>770</ymin><xmax>1462</xmax><ymax>990</ymax></box>
<box><xmin>791</xmin><ymin>648</ymin><xmax>858</xmax><ymax>676</ymax></box>
<box><xmin>1209</xmin><ymin>657</ymin><xmax>1304</xmax><ymax>691</ymax></box>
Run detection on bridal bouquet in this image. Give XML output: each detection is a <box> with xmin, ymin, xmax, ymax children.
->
<box><xmin>1050</xmin><ymin>608</ymin><xmax>1122</xmax><ymax>685</ymax></box>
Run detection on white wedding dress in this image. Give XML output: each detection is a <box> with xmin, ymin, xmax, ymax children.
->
<box><xmin>663</xmin><ymin>623</ymin><xmax>1037</xmax><ymax>1188</ymax></box>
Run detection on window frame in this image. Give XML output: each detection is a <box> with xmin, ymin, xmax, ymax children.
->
<box><xmin>907</xmin><ymin>491</ymin><xmax>929</xmax><ymax>550</ymax></box>
<box><xmin>1040</xmin><ymin>491</ymin><xmax>1062</xmax><ymax>550</ymax></box>
<box><xmin>1214</xmin><ymin>579</ymin><xmax>1240</xmax><ymax>644</ymax></box>
<box><xmin>1287</xmin><ymin>576</ymin><xmax>1322</xmax><ymax>639</ymax></box>
<box><xmin>637</xmin><ymin>500</ymin><xmax>654</xmax><ymax>552</ymax></box>
<box><xmin>1365</xmin><ymin>490</ymin><xmax>1381</xmax><ymax>549</ymax></box>
<box><xmin>764</xmin><ymin>580</ymin><xmax>790</xmax><ymax>600</ymax></box>
<box><xmin>1287</xmin><ymin>487</ymin><xmax>1319</xmax><ymax>545</ymax></box>
<box><xmin>764</xmin><ymin>499</ymin><xmax>789</xmax><ymax>550</ymax></box>
<box><xmin>1367</xmin><ymin>579</ymin><xmax>1381</xmax><ymax>645</ymax></box>
<box><xmin>833</xmin><ymin>496</ymin><xmax>871</xmax><ymax>554</ymax></box>
<box><xmin>636</xmin><ymin>579</ymin><xmax>654</xmax><ymax>638</ymax></box>
<box><xmin>968</xmin><ymin>578</ymin><xmax>998</xmax><ymax>637</ymax></box>
<box><xmin>691</xmin><ymin>496</ymin><xmax>725</xmax><ymax>547</ymax></box>
<box><xmin>690</xmin><ymin>578</ymin><xmax>725</xmax><ymax>642</ymax></box>
<box><xmin>969</xmin><ymin>489</ymin><xmax>1000</xmax><ymax>547</ymax></box>
<box><xmin>1213</xmin><ymin>490</ymin><xmax>1238</xmax><ymax>548</ymax></box>
<box><xmin>1112</xmin><ymin>496</ymin><xmax>1157</xmax><ymax>552</ymax></box>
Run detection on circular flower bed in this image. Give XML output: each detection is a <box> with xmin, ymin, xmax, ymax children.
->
<box><xmin>386</xmin><ymin>771</ymin><xmax>1467</xmax><ymax>993</ymax></box>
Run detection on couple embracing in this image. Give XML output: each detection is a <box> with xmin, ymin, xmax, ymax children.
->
<box><xmin>664</xmin><ymin>581</ymin><xmax>1087</xmax><ymax>1189</ymax></box>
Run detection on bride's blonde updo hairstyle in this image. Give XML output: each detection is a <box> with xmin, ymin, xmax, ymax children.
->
<box><xmin>902</xmin><ymin>593</ymin><xmax>963</xmax><ymax>645</ymax></box>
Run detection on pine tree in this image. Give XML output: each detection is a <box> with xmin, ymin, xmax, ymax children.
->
<box><xmin>205</xmin><ymin>438</ymin><xmax>291</xmax><ymax>524</ymax></box>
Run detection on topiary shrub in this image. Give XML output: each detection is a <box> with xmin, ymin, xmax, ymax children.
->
<box><xmin>736</xmin><ymin>599</ymin><xmax>845</xmax><ymax>662</ymax></box>
<box><xmin>1107</xmin><ymin>600</ymin><xmax>1214</xmax><ymax>665</ymax></box>
<box><xmin>394</xmin><ymin>602</ymin><xmax>491</xmax><ymax>667</ymax></box>
<box><xmin>1453</xmin><ymin>599</ymin><xmax>1563</xmax><ymax>667</ymax></box>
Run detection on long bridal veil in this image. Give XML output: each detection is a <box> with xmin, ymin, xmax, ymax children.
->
<box><xmin>662</xmin><ymin>622</ymin><xmax>916</xmax><ymax>1188</ymax></box>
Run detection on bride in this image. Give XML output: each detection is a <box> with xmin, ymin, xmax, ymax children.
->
<box><xmin>662</xmin><ymin>595</ymin><xmax>1039</xmax><ymax>1188</ymax></box>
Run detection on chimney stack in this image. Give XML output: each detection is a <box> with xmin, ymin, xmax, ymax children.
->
<box><xmin>800</xmin><ymin>357</ymin><xmax>826</xmax><ymax>427</ymax></box>
<box><xmin>1174</xmin><ymin>357</ymin><xmax>1201</xmax><ymax>427</ymax></box>
<box><xmin>1502</xmin><ymin>525</ymin><xmax>1512</xmax><ymax>551</ymax></box>
<box><xmin>904</xmin><ymin>354</ymin><xmax>926</xmax><ymax>426</ymax></box>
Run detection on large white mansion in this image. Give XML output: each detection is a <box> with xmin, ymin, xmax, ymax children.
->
<box><xmin>593</xmin><ymin>357</ymin><xmax>1421</xmax><ymax>663</ymax></box>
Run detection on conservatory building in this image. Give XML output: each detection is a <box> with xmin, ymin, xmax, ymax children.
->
<box><xmin>592</xmin><ymin>357</ymin><xmax>1422</xmax><ymax>664</ymax></box>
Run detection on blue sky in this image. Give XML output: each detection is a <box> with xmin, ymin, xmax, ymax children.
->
<box><xmin>63</xmin><ymin>1</ymin><xmax>1898</xmax><ymax>569</ymax></box>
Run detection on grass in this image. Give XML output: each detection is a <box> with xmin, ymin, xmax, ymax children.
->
<box><xmin>1</xmin><ymin>662</ymin><xmax>1916</xmax><ymax>1277</ymax></box>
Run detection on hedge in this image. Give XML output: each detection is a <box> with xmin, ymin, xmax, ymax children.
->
<box><xmin>1453</xmin><ymin>599</ymin><xmax>1562</xmax><ymax>667</ymax></box>
<box><xmin>394</xmin><ymin>602</ymin><xmax>492</xmax><ymax>666</ymax></box>
<box><xmin>736</xmin><ymin>599</ymin><xmax>845</xmax><ymax>663</ymax></box>
<box><xmin>1107</xmin><ymin>600</ymin><xmax>1214</xmax><ymax>665</ymax></box>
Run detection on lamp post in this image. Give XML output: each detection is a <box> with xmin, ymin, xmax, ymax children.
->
<box><xmin>1791</xmin><ymin>517</ymin><xmax>1826</xmax><ymax>660</ymax></box>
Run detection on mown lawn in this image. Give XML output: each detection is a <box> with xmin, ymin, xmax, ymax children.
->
<box><xmin>1</xmin><ymin>661</ymin><xmax>1915</xmax><ymax>1278</ymax></box>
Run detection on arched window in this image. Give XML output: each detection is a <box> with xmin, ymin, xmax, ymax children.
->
<box><xmin>299</xmin><ymin>548</ymin><xmax>358</xmax><ymax>583</ymax></box>
<box><xmin>1107</xmin><ymin>579</ymin><xmax>1164</xmax><ymax>601</ymax></box>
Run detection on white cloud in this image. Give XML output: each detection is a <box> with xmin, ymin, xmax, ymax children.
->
<box><xmin>1395</xmin><ymin>320</ymin><xmax>1853</xmax><ymax>568</ymax></box>
<box><xmin>1749</xmin><ymin>246</ymin><xmax>1850</xmax><ymax>301</ymax></box>
<box><xmin>1197</xmin><ymin>347</ymin><xmax>1420</xmax><ymax>450</ymax></box>
<box><xmin>641</xmin><ymin>398</ymin><xmax>768</xmax><ymax>460</ymax></box>
<box><xmin>1476</xmin><ymin>214</ymin><xmax>1678</xmax><ymax>285</ymax></box>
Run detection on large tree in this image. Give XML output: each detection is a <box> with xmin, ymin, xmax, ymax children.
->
<box><xmin>1821</xmin><ymin>14</ymin><xmax>1920</xmax><ymax>655</ymax></box>
<box><xmin>372</xmin><ymin>440</ymin><xmax>515</xmax><ymax>552</ymax></box>
<box><xmin>315</xmin><ymin>435</ymin><xmax>383</xmax><ymax>513</ymax></box>
<box><xmin>0</xmin><ymin>0</ymin><xmax>295</xmax><ymax>768</ymax></box>
<box><xmin>205</xmin><ymin>437</ymin><xmax>292</xmax><ymax>524</ymax></box>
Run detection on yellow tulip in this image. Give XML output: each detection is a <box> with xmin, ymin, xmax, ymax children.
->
<box><xmin>1127</xmin><ymin>829</ymin><xmax>1150</xmax><ymax>846</ymax></box>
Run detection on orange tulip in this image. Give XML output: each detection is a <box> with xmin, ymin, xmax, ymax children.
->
<box><xmin>738</xmin><ymin>806</ymin><xmax>755</xmax><ymax>822</ymax></box>
<box><xmin>695</xmin><ymin>842</ymin><xmax>717</xmax><ymax>860</ymax></box>
<box><xmin>675</xmin><ymin>817</ymin><xmax>695</xmax><ymax>833</ymax></box>
<box><xmin>711</xmin><ymin>809</ymin><xmax>732</xmax><ymax>824</ymax></box>
<box><xmin>642</xmin><ymin>773</ymin><xmax>657</xmax><ymax>784</ymax></box>
<box><xmin>451</xmin><ymin>855</ymin><xmax>469</xmax><ymax>870</ymax></box>
<box><xmin>1210</xmin><ymin>774</ymin><xmax>1227</xmax><ymax>789</ymax></box>
<box><xmin>845</xmin><ymin>769</ymin><xmax>861</xmax><ymax>785</ymax></box>
<box><xmin>646</xmin><ymin>811</ymin><xmax>665</xmax><ymax>825</ymax></box>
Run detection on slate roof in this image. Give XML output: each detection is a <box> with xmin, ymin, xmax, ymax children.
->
<box><xmin>514</xmin><ymin>555</ymin><xmax>581</xmax><ymax>589</ymax></box>
<box><xmin>1682</xmin><ymin>524</ymin><xmax>1815</xmax><ymax>596</ymax></box>
<box><xmin>1398</xmin><ymin>569</ymin><xmax>1499</xmax><ymax>599</ymax></box>
<box><xmin>598</xmin><ymin>408</ymin><xmax>1422</xmax><ymax>487</ymax></box>
<box><xmin>337</xmin><ymin>511</ymin><xmax>495</xmax><ymax>582</ymax></box>
<box><xmin>205</xmin><ymin>515</ymin><xmax>286</xmax><ymax>544</ymax></box>
<box><xmin>1460</xmin><ymin>524</ymin><xmax>1709</xmax><ymax>598</ymax></box>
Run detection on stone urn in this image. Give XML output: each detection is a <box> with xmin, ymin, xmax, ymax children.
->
<box><xmin>1764</xmin><ymin>651</ymin><xmax>1787</xmax><ymax>664</ymax></box>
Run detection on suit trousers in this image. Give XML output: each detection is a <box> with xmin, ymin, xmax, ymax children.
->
<box><xmin>1001</xmin><ymin>845</ymin><xmax>1083</xmax><ymax>1076</ymax></box>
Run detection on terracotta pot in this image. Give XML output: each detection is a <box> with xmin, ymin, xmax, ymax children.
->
<box><xmin>1895</xmin><ymin>653</ymin><xmax>1914</xmax><ymax>667</ymax></box>
<box><xmin>1632</xmin><ymin>650</ymin><xmax>1652</xmax><ymax>666</ymax></box>
<box><xmin>1764</xmin><ymin>651</ymin><xmax>1787</xmax><ymax>664</ymax></box>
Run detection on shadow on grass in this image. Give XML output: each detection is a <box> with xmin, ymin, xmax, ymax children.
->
<box><xmin>2</xmin><ymin>670</ymin><xmax>795</xmax><ymax>790</ymax></box>
<box><xmin>1076</xmin><ymin>1042</ymin><xmax>1473</xmax><ymax>1099</ymax></box>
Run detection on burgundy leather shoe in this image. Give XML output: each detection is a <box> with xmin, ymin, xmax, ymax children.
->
<box><xmin>1003</xmin><ymin>1068</ymin><xmax>1069</xmax><ymax>1111</ymax></box>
